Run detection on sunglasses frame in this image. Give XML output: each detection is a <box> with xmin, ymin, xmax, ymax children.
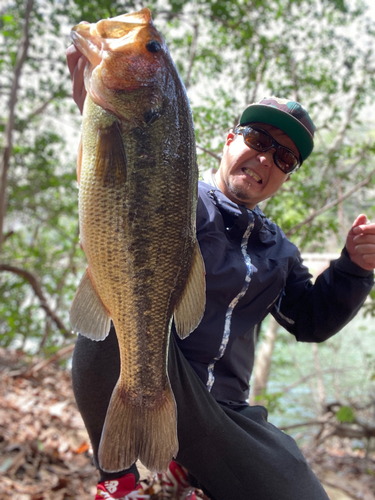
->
<box><xmin>234</xmin><ymin>125</ymin><xmax>301</xmax><ymax>174</ymax></box>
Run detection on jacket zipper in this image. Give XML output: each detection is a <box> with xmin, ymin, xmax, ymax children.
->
<box><xmin>206</xmin><ymin>209</ymin><xmax>255</xmax><ymax>392</ymax></box>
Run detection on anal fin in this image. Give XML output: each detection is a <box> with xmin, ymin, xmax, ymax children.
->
<box><xmin>69</xmin><ymin>269</ymin><xmax>111</xmax><ymax>341</ymax></box>
<box><xmin>174</xmin><ymin>241</ymin><xmax>206</xmax><ymax>339</ymax></box>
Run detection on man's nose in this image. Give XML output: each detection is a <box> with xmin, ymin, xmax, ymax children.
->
<box><xmin>256</xmin><ymin>148</ymin><xmax>275</xmax><ymax>167</ymax></box>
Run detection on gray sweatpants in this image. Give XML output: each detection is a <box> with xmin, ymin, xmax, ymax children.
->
<box><xmin>72</xmin><ymin>327</ymin><xmax>329</xmax><ymax>500</ymax></box>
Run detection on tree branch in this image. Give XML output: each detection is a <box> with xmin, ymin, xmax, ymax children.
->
<box><xmin>0</xmin><ymin>264</ymin><xmax>70</xmax><ymax>336</ymax></box>
<box><xmin>290</xmin><ymin>56</ymin><xmax>300</xmax><ymax>103</ymax></box>
<box><xmin>184</xmin><ymin>21</ymin><xmax>199</xmax><ymax>90</ymax></box>
<box><xmin>196</xmin><ymin>144</ymin><xmax>222</xmax><ymax>161</ymax></box>
<box><xmin>8</xmin><ymin>344</ymin><xmax>75</xmax><ymax>378</ymax></box>
<box><xmin>0</xmin><ymin>0</ymin><xmax>34</xmax><ymax>258</ymax></box>
<box><xmin>282</xmin><ymin>367</ymin><xmax>357</xmax><ymax>394</ymax></box>
<box><xmin>27</xmin><ymin>95</ymin><xmax>55</xmax><ymax>121</ymax></box>
<box><xmin>248</xmin><ymin>58</ymin><xmax>267</xmax><ymax>105</ymax></box>
<box><xmin>28</xmin><ymin>344</ymin><xmax>75</xmax><ymax>376</ymax></box>
<box><xmin>280</xmin><ymin>420</ymin><xmax>325</xmax><ymax>431</ymax></box>
<box><xmin>285</xmin><ymin>167</ymin><xmax>375</xmax><ymax>237</ymax></box>
<box><xmin>328</xmin><ymin>90</ymin><xmax>359</xmax><ymax>155</ymax></box>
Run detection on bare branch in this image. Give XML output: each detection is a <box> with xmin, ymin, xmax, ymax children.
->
<box><xmin>2</xmin><ymin>230</ymin><xmax>14</xmax><ymax>243</ymax></box>
<box><xmin>285</xmin><ymin>167</ymin><xmax>375</xmax><ymax>238</ymax></box>
<box><xmin>28</xmin><ymin>344</ymin><xmax>75</xmax><ymax>376</ymax></box>
<box><xmin>290</xmin><ymin>56</ymin><xmax>300</xmax><ymax>103</ymax></box>
<box><xmin>0</xmin><ymin>0</ymin><xmax>34</xmax><ymax>258</ymax></box>
<box><xmin>27</xmin><ymin>96</ymin><xmax>55</xmax><ymax>121</ymax></box>
<box><xmin>196</xmin><ymin>144</ymin><xmax>222</xmax><ymax>161</ymax></box>
<box><xmin>282</xmin><ymin>366</ymin><xmax>357</xmax><ymax>394</ymax></box>
<box><xmin>328</xmin><ymin>90</ymin><xmax>359</xmax><ymax>155</ymax></box>
<box><xmin>248</xmin><ymin>58</ymin><xmax>267</xmax><ymax>105</ymax></box>
<box><xmin>184</xmin><ymin>21</ymin><xmax>199</xmax><ymax>90</ymax></box>
<box><xmin>0</xmin><ymin>264</ymin><xmax>70</xmax><ymax>336</ymax></box>
<box><xmin>280</xmin><ymin>420</ymin><xmax>325</xmax><ymax>431</ymax></box>
<box><xmin>8</xmin><ymin>344</ymin><xmax>75</xmax><ymax>378</ymax></box>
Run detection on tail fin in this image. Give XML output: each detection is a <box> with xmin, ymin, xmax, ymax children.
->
<box><xmin>98</xmin><ymin>380</ymin><xmax>178</xmax><ymax>473</ymax></box>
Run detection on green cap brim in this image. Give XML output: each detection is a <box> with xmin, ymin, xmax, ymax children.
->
<box><xmin>240</xmin><ymin>105</ymin><xmax>314</xmax><ymax>163</ymax></box>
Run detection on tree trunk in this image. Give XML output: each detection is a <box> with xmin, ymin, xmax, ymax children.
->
<box><xmin>0</xmin><ymin>0</ymin><xmax>33</xmax><ymax>259</ymax></box>
<box><xmin>249</xmin><ymin>316</ymin><xmax>279</xmax><ymax>405</ymax></box>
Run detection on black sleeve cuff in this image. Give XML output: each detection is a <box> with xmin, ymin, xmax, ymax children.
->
<box><xmin>335</xmin><ymin>246</ymin><xmax>375</xmax><ymax>279</ymax></box>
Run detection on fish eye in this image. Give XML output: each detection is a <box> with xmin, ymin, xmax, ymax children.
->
<box><xmin>146</xmin><ymin>40</ymin><xmax>162</xmax><ymax>53</ymax></box>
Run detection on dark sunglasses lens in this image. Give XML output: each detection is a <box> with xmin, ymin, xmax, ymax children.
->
<box><xmin>244</xmin><ymin>128</ymin><xmax>272</xmax><ymax>150</ymax></box>
<box><xmin>276</xmin><ymin>149</ymin><xmax>299</xmax><ymax>173</ymax></box>
<box><xmin>239</xmin><ymin>126</ymin><xmax>300</xmax><ymax>174</ymax></box>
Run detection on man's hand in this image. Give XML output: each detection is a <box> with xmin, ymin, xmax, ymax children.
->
<box><xmin>346</xmin><ymin>214</ymin><xmax>375</xmax><ymax>271</ymax></box>
<box><xmin>66</xmin><ymin>44</ymin><xmax>87</xmax><ymax>114</ymax></box>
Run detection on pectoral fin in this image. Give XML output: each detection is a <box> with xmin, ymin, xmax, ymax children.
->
<box><xmin>95</xmin><ymin>121</ymin><xmax>127</xmax><ymax>187</ymax></box>
<box><xmin>174</xmin><ymin>241</ymin><xmax>206</xmax><ymax>339</ymax></box>
<box><xmin>69</xmin><ymin>269</ymin><xmax>111</xmax><ymax>341</ymax></box>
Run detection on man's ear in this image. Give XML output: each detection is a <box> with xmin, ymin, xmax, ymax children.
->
<box><xmin>225</xmin><ymin>131</ymin><xmax>235</xmax><ymax>146</ymax></box>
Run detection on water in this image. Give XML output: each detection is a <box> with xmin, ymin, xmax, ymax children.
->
<box><xmin>256</xmin><ymin>311</ymin><xmax>375</xmax><ymax>444</ymax></box>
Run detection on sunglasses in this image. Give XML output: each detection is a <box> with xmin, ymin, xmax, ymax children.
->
<box><xmin>234</xmin><ymin>125</ymin><xmax>301</xmax><ymax>174</ymax></box>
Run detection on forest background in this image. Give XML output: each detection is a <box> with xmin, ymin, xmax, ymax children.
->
<box><xmin>1</xmin><ymin>0</ymin><xmax>375</xmax><ymax>496</ymax></box>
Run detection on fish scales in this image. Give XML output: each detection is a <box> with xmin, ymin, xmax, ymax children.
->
<box><xmin>69</xmin><ymin>8</ymin><xmax>205</xmax><ymax>473</ymax></box>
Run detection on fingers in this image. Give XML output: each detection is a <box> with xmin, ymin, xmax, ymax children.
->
<box><xmin>353</xmin><ymin>232</ymin><xmax>375</xmax><ymax>244</ymax></box>
<box><xmin>352</xmin><ymin>223</ymin><xmax>375</xmax><ymax>237</ymax></box>
<box><xmin>66</xmin><ymin>44</ymin><xmax>87</xmax><ymax>114</ymax></box>
<box><xmin>352</xmin><ymin>230</ymin><xmax>375</xmax><ymax>257</ymax></box>
<box><xmin>73</xmin><ymin>54</ymin><xmax>88</xmax><ymax>113</ymax></box>
<box><xmin>361</xmin><ymin>253</ymin><xmax>375</xmax><ymax>265</ymax></box>
<box><xmin>352</xmin><ymin>237</ymin><xmax>375</xmax><ymax>260</ymax></box>
<box><xmin>351</xmin><ymin>231</ymin><xmax>375</xmax><ymax>269</ymax></box>
<box><xmin>349</xmin><ymin>214</ymin><xmax>368</xmax><ymax>235</ymax></box>
<box><xmin>346</xmin><ymin>215</ymin><xmax>375</xmax><ymax>270</ymax></box>
<box><xmin>66</xmin><ymin>44</ymin><xmax>83</xmax><ymax>79</ymax></box>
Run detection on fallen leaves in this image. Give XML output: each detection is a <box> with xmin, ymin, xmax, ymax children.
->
<box><xmin>0</xmin><ymin>347</ymin><xmax>97</xmax><ymax>499</ymax></box>
<box><xmin>0</xmin><ymin>346</ymin><xmax>374</xmax><ymax>500</ymax></box>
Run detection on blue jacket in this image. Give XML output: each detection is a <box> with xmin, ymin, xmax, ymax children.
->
<box><xmin>174</xmin><ymin>181</ymin><xmax>374</xmax><ymax>407</ymax></box>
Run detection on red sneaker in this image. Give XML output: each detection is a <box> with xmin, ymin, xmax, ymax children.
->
<box><xmin>159</xmin><ymin>460</ymin><xmax>197</xmax><ymax>500</ymax></box>
<box><xmin>95</xmin><ymin>473</ymin><xmax>150</xmax><ymax>499</ymax></box>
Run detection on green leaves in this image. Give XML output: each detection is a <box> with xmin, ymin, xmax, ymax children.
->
<box><xmin>1</xmin><ymin>0</ymin><xmax>375</xmax><ymax>356</ymax></box>
<box><xmin>336</xmin><ymin>405</ymin><xmax>356</xmax><ymax>423</ymax></box>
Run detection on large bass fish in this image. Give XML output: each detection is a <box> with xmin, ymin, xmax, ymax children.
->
<box><xmin>69</xmin><ymin>8</ymin><xmax>205</xmax><ymax>473</ymax></box>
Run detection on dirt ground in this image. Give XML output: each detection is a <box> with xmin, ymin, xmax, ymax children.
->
<box><xmin>0</xmin><ymin>347</ymin><xmax>374</xmax><ymax>500</ymax></box>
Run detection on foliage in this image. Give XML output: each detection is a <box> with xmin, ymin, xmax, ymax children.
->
<box><xmin>266</xmin><ymin>313</ymin><xmax>375</xmax><ymax>450</ymax></box>
<box><xmin>253</xmin><ymin>390</ymin><xmax>285</xmax><ymax>414</ymax></box>
<box><xmin>335</xmin><ymin>405</ymin><xmax>356</xmax><ymax>423</ymax></box>
<box><xmin>1</xmin><ymin>0</ymin><xmax>375</xmax><ymax>354</ymax></box>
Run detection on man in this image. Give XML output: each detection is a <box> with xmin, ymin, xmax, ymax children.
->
<box><xmin>66</xmin><ymin>45</ymin><xmax>375</xmax><ymax>500</ymax></box>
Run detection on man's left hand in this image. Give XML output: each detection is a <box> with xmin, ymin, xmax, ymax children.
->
<box><xmin>346</xmin><ymin>214</ymin><xmax>375</xmax><ymax>271</ymax></box>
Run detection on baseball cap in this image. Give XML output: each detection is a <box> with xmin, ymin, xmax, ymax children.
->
<box><xmin>239</xmin><ymin>97</ymin><xmax>316</xmax><ymax>163</ymax></box>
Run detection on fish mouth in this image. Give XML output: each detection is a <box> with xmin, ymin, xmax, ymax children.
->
<box><xmin>70</xmin><ymin>8</ymin><xmax>153</xmax><ymax>64</ymax></box>
<box><xmin>243</xmin><ymin>168</ymin><xmax>262</xmax><ymax>184</ymax></box>
<box><xmin>70</xmin><ymin>25</ymin><xmax>102</xmax><ymax>67</ymax></box>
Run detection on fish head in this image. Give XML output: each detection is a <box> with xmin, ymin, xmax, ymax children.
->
<box><xmin>70</xmin><ymin>8</ymin><xmax>170</xmax><ymax>122</ymax></box>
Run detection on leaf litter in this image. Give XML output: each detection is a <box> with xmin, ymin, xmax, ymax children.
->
<box><xmin>0</xmin><ymin>347</ymin><xmax>374</xmax><ymax>500</ymax></box>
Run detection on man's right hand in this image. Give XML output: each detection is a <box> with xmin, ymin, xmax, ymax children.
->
<box><xmin>66</xmin><ymin>44</ymin><xmax>87</xmax><ymax>114</ymax></box>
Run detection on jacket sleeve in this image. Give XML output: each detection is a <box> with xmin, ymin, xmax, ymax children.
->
<box><xmin>271</xmin><ymin>246</ymin><xmax>374</xmax><ymax>342</ymax></box>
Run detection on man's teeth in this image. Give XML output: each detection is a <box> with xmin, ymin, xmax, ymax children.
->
<box><xmin>244</xmin><ymin>169</ymin><xmax>261</xmax><ymax>183</ymax></box>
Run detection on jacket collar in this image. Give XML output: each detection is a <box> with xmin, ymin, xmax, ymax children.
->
<box><xmin>200</xmin><ymin>181</ymin><xmax>276</xmax><ymax>236</ymax></box>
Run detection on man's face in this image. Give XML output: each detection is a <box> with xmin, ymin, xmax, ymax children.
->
<box><xmin>215</xmin><ymin>122</ymin><xmax>300</xmax><ymax>209</ymax></box>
